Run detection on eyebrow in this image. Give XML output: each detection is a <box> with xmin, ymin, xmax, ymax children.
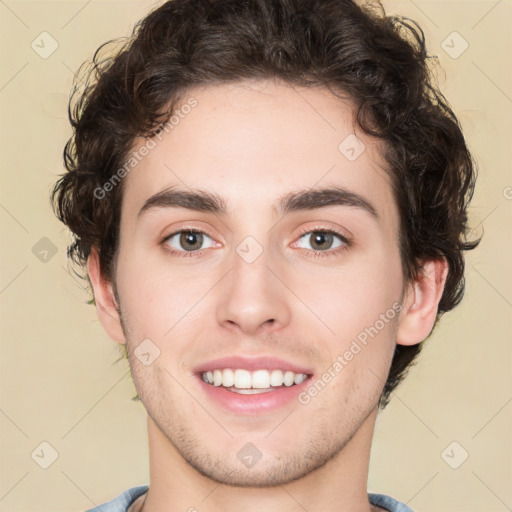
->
<box><xmin>137</xmin><ymin>185</ymin><xmax>379</xmax><ymax>220</ymax></box>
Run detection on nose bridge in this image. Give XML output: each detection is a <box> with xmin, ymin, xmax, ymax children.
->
<box><xmin>215</xmin><ymin>233</ymin><xmax>291</xmax><ymax>334</ymax></box>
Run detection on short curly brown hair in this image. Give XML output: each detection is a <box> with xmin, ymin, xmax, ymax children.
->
<box><xmin>51</xmin><ymin>0</ymin><xmax>480</xmax><ymax>409</ymax></box>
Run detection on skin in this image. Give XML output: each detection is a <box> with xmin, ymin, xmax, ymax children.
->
<box><xmin>88</xmin><ymin>79</ymin><xmax>447</xmax><ymax>512</ymax></box>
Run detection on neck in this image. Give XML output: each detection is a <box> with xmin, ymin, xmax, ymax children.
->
<box><xmin>139</xmin><ymin>407</ymin><xmax>380</xmax><ymax>512</ymax></box>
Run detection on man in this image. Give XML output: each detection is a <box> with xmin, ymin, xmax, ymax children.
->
<box><xmin>51</xmin><ymin>0</ymin><xmax>479</xmax><ymax>510</ymax></box>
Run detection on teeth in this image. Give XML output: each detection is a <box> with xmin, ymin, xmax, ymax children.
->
<box><xmin>222</xmin><ymin>368</ymin><xmax>234</xmax><ymax>387</ymax></box>
<box><xmin>230</xmin><ymin>388</ymin><xmax>275</xmax><ymax>394</ymax></box>
<box><xmin>201</xmin><ymin>369</ymin><xmax>308</xmax><ymax>389</ymax></box>
<box><xmin>234</xmin><ymin>369</ymin><xmax>252</xmax><ymax>388</ymax></box>
<box><xmin>283</xmin><ymin>371</ymin><xmax>295</xmax><ymax>386</ymax></box>
<box><xmin>294</xmin><ymin>373</ymin><xmax>307</xmax><ymax>385</ymax></box>
<box><xmin>213</xmin><ymin>369</ymin><xmax>223</xmax><ymax>386</ymax></box>
<box><xmin>270</xmin><ymin>370</ymin><xmax>284</xmax><ymax>387</ymax></box>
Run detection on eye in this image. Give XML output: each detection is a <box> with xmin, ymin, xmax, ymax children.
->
<box><xmin>162</xmin><ymin>229</ymin><xmax>217</xmax><ymax>256</ymax></box>
<box><xmin>160</xmin><ymin>227</ymin><xmax>350</xmax><ymax>259</ymax></box>
<box><xmin>294</xmin><ymin>228</ymin><xmax>350</xmax><ymax>258</ymax></box>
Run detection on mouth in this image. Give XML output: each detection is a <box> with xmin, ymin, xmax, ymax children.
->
<box><xmin>193</xmin><ymin>356</ymin><xmax>314</xmax><ymax>415</ymax></box>
<box><xmin>200</xmin><ymin>368</ymin><xmax>309</xmax><ymax>394</ymax></box>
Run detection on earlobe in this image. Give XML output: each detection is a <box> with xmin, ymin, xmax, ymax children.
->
<box><xmin>87</xmin><ymin>246</ymin><xmax>126</xmax><ymax>344</ymax></box>
<box><xmin>396</xmin><ymin>258</ymin><xmax>449</xmax><ymax>346</ymax></box>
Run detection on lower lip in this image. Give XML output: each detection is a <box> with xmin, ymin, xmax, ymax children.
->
<box><xmin>196</xmin><ymin>375</ymin><xmax>312</xmax><ymax>415</ymax></box>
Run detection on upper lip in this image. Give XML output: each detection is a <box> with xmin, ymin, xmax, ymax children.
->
<box><xmin>193</xmin><ymin>356</ymin><xmax>313</xmax><ymax>375</ymax></box>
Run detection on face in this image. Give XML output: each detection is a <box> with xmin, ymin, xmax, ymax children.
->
<box><xmin>112</xmin><ymin>79</ymin><xmax>406</xmax><ymax>486</ymax></box>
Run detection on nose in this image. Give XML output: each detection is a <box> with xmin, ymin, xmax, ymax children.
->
<box><xmin>215</xmin><ymin>245</ymin><xmax>292</xmax><ymax>336</ymax></box>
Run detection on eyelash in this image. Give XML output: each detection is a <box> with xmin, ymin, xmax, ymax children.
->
<box><xmin>160</xmin><ymin>226</ymin><xmax>351</xmax><ymax>259</ymax></box>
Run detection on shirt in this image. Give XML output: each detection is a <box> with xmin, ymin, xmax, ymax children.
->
<box><xmin>85</xmin><ymin>485</ymin><xmax>415</xmax><ymax>512</ymax></box>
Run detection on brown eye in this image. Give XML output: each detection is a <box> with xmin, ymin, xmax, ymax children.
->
<box><xmin>163</xmin><ymin>230</ymin><xmax>214</xmax><ymax>253</ymax></box>
<box><xmin>296</xmin><ymin>230</ymin><xmax>346</xmax><ymax>252</ymax></box>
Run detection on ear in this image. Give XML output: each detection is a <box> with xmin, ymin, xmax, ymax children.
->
<box><xmin>87</xmin><ymin>246</ymin><xmax>126</xmax><ymax>344</ymax></box>
<box><xmin>396</xmin><ymin>258</ymin><xmax>449</xmax><ymax>346</ymax></box>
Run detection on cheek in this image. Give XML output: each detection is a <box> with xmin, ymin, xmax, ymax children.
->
<box><xmin>294</xmin><ymin>254</ymin><xmax>403</xmax><ymax>337</ymax></box>
<box><xmin>115</xmin><ymin>254</ymin><xmax>183</xmax><ymax>339</ymax></box>
<box><xmin>310</xmin><ymin>314</ymin><xmax>399</xmax><ymax>416</ymax></box>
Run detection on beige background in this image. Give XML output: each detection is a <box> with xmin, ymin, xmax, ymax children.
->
<box><xmin>0</xmin><ymin>1</ymin><xmax>510</xmax><ymax>510</ymax></box>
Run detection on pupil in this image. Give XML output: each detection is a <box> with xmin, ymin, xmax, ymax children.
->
<box><xmin>181</xmin><ymin>231</ymin><xmax>202</xmax><ymax>251</ymax></box>
<box><xmin>312</xmin><ymin>232</ymin><xmax>331</xmax><ymax>250</ymax></box>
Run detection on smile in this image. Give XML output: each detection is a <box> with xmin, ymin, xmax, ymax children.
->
<box><xmin>201</xmin><ymin>368</ymin><xmax>308</xmax><ymax>394</ymax></box>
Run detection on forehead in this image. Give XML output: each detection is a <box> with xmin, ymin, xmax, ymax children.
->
<box><xmin>120</xmin><ymin>79</ymin><xmax>396</xmax><ymax>226</ymax></box>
